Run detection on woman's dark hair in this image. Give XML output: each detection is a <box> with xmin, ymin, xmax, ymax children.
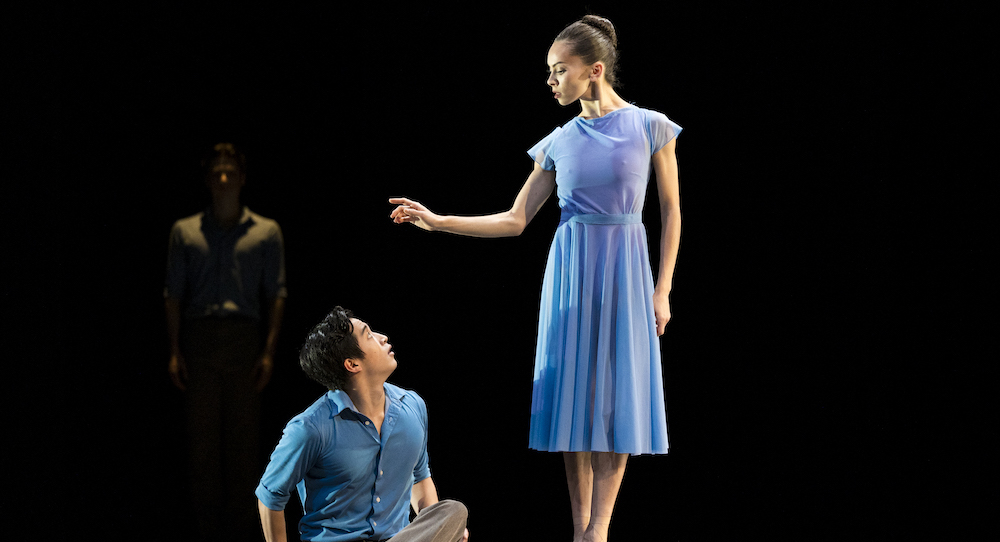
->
<box><xmin>555</xmin><ymin>15</ymin><xmax>621</xmax><ymax>88</ymax></box>
<box><xmin>299</xmin><ymin>306</ymin><xmax>365</xmax><ymax>391</ymax></box>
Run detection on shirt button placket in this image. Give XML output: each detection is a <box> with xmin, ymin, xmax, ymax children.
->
<box><xmin>372</xmin><ymin>440</ymin><xmax>385</xmax><ymax>532</ymax></box>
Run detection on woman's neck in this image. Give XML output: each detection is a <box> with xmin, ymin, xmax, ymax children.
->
<box><xmin>579</xmin><ymin>80</ymin><xmax>627</xmax><ymax>119</ymax></box>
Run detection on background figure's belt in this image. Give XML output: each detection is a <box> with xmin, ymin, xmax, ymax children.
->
<box><xmin>560</xmin><ymin>212</ymin><xmax>642</xmax><ymax>225</ymax></box>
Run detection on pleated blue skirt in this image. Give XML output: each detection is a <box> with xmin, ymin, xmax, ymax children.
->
<box><xmin>528</xmin><ymin>214</ymin><xmax>669</xmax><ymax>455</ymax></box>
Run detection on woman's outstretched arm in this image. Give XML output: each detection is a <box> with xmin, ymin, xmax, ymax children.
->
<box><xmin>652</xmin><ymin>138</ymin><xmax>681</xmax><ymax>336</ymax></box>
<box><xmin>389</xmin><ymin>162</ymin><xmax>555</xmax><ymax>238</ymax></box>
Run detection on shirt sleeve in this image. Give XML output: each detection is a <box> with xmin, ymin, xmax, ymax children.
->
<box><xmin>645</xmin><ymin>110</ymin><xmax>683</xmax><ymax>155</ymax></box>
<box><xmin>255</xmin><ymin>417</ymin><xmax>323</xmax><ymax>511</ymax></box>
<box><xmin>261</xmin><ymin>221</ymin><xmax>288</xmax><ymax>300</ymax></box>
<box><xmin>163</xmin><ymin>222</ymin><xmax>186</xmax><ymax>300</ymax></box>
<box><xmin>526</xmin><ymin>127</ymin><xmax>562</xmax><ymax>171</ymax></box>
<box><xmin>411</xmin><ymin>394</ymin><xmax>431</xmax><ymax>483</ymax></box>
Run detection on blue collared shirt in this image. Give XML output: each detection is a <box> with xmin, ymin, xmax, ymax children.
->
<box><xmin>256</xmin><ymin>383</ymin><xmax>431</xmax><ymax>542</ymax></box>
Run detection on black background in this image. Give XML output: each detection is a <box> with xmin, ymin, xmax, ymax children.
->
<box><xmin>11</xmin><ymin>3</ymin><xmax>993</xmax><ymax>541</ymax></box>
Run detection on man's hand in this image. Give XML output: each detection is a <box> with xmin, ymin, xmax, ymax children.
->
<box><xmin>253</xmin><ymin>353</ymin><xmax>274</xmax><ymax>392</ymax></box>
<box><xmin>168</xmin><ymin>353</ymin><xmax>188</xmax><ymax>391</ymax></box>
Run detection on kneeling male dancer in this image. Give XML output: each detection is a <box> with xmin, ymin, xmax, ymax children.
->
<box><xmin>256</xmin><ymin>306</ymin><xmax>469</xmax><ymax>542</ymax></box>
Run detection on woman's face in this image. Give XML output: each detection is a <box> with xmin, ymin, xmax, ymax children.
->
<box><xmin>546</xmin><ymin>40</ymin><xmax>595</xmax><ymax>106</ymax></box>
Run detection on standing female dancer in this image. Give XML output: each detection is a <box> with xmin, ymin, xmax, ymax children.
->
<box><xmin>389</xmin><ymin>15</ymin><xmax>681</xmax><ymax>542</ymax></box>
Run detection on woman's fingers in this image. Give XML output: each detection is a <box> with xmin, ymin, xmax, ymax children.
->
<box><xmin>655</xmin><ymin>315</ymin><xmax>670</xmax><ymax>336</ymax></box>
<box><xmin>389</xmin><ymin>204</ymin><xmax>408</xmax><ymax>219</ymax></box>
<box><xmin>402</xmin><ymin>209</ymin><xmax>427</xmax><ymax>224</ymax></box>
<box><xmin>389</xmin><ymin>204</ymin><xmax>427</xmax><ymax>224</ymax></box>
<box><xmin>389</xmin><ymin>198</ymin><xmax>432</xmax><ymax>225</ymax></box>
<box><xmin>389</xmin><ymin>197</ymin><xmax>423</xmax><ymax>210</ymax></box>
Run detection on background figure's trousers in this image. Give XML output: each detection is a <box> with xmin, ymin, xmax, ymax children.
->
<box><xmin>182</xmin><ymin>317</ymin><xmax>262</xmax><ymax>542</ymax></box>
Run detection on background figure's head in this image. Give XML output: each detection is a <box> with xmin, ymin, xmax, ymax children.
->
<box><xmin>299</xmin><ymin>306</ymin><xmax>365</xmax><ymax>391</ymax></box>
<box><xmin>204</xmin><ymin>142</ymin><xmax>246</xmax><ymax>196</ymax></box>
<box><xmin>554</xmin><ymin>15</ymin><xmax>621</xmax><ymax>88</ymax></box>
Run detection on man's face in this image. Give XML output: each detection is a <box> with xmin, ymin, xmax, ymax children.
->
<box><xmin>349</xmin><ymin>318</ymin><xmax>397</xmax><ymax>378</ymax></box>
<box><xmin>206</xmin><ymin>159</ymin><xmax>245</xmax><ymax>194</ymax></box>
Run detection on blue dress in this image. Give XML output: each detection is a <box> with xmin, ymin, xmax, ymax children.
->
<box><xmin>526</xmin><ymin>105</ymin><xmax>681</xmax><ymax>455</ymax></box>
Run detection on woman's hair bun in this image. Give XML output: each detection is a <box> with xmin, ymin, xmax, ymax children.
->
<box><xmin>580</xmin><ymin>15</ymin><xmax>617</xmax><ymax>49</ymax></box>
<box><xmin>555</xmin><ymin>14</ymin><xmax>622</xmax><ymax>87</ymax></box>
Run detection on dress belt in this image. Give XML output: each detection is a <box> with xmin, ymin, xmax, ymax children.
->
<box><xmin>559</xmin><ymin>212</ymin><xmax>642</xmax><ymax>225</ymax></box>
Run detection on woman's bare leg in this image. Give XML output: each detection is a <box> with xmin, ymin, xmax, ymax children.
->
<box><xmin>585</xmin><ymin>452</ymin><xmax>628</xmax><ymax>542</ymax></box>
<box><xmin>564</xmin><ymin>452</ymin><xmax>593</xmax><ymax>542</ymax></box>
<box><xmin>565</xmin><ymin>452</ymin><xmax>628</xmax><ymax>541</ymax></box>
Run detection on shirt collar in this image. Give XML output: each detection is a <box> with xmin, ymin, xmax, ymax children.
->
<box><xmin>204</xmin><ymin>206</ymin><xmax>254</xmax><ymax>229</ymax></box>
<box><xmin>326</xmin><ymin>383</ymin><xmax>405</xmax><ymax>419</ymax></box>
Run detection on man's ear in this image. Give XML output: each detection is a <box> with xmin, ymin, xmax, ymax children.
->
<box><xmin>344</xmin><ymin>358</ymin><xmax>362</xmax><ymax>375</ymax></box>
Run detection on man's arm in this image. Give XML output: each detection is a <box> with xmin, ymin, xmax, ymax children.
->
<box><xmin>164</xmin><ymin>222</ymin><xmax>189</xmax><ymax>391</ymax></box>
<box><xmin>253</xmin><ymin>296</ymin><xmax>285</xmax><ymax>391</ymax></box>
<box><xmin>258</xmin><ymin>499</ymin><xmax>287</xmax><ymax>542</ymax></box>
<box><xmin>255</xmin><ymin>218</ymin><xmax>287</xmax><ymax>391</ymax></box>
<box><xmin>164</xmin><ymin>296</ymin><xmax>187</xmax><ymax>391</ymax></box>
<box><xmin>410</xmin><ymin>477</ymin><xmax>439</xmax><ymax>514</ymax></box>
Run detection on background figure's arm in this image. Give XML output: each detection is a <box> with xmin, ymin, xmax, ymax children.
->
<box><xmin>389</xmin><ymin>162</ymin><xmax>555</xmax><ymax>238</ymax></box>
<box><xmin>164</xmin><ymin>296</ymin><xmax>187</xmax><ymax>390</ymax></box>
<box><xmin>652</xmin><ymin>138</ymin><xmax>681</xmax><ymax>336</ymax></box>
<box><xmin>410</xmin><ymin>476</ymin><xmax>440</xmax><ymax>515</ymax></box>
<box><xmin>254</xmin><ymin>296</ymin><xmax>285</xmax><ymax>391</ymax></box>
<box><xmin>257</xmin><ymin>499</ymin><xmax>287</xmax><ymax>542</ymax></box>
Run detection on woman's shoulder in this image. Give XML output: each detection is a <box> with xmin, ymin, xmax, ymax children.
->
<box><xmin>629</xmin><ymin>105</ymin><xmax>682</xmax><ymax>134</ymax></box>
<box><xmin>628</xmin><ymin>105</ymin><xmax>670</xmax><ymax>122</ymax></box>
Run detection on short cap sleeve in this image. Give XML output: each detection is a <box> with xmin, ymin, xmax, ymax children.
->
<box><xmin>644</xmin><ymin>110</ymin><xmax>682</xmax><ymax>154</ymax></box>
<box><xmin>527</xmin><ymin>127</ymin><xmax>562</xmax><ymax>171</ymax></box>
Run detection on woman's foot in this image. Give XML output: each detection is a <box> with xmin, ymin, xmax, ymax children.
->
<box><xmin>582</xmin><ymin>517</ymin><xmax>611</xmax><ymax>542</ymax></box>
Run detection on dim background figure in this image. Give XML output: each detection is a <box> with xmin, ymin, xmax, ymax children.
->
<box><xmin>164</xmin><ymin>143</ymin><xmax>287</xmax><ymax>542</ymax></box>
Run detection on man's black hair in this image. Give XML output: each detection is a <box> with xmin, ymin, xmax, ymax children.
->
<box><xmin>299</xmin><ymin>306</ymin><xmax>364</xmax><ymax>391</ymax></box>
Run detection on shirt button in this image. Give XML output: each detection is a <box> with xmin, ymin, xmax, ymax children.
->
<box><xmin>365</xmin><ymin>421</ymin><xmax>370</xmax><ymax>425</ymax></box>
<box><xmin>380</xmin><ymin>470</ymin><xmax>383</xmax><ymax>476</ymax></box>
<box><xmin>376</xmin><ymin>497</ymin><xmax>381</xmax><ymax>503</ymax></box>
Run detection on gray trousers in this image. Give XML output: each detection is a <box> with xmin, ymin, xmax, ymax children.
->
<box><xmin>366</xmin><ymin>500</ymin><xmax>468</xmax><ymax>542</ymax></box>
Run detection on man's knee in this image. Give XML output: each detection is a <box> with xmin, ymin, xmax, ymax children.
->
<box><xmin>435</xmin><ymin>499</ymin><xmax>468</xmax><ymax>522</ymax></box>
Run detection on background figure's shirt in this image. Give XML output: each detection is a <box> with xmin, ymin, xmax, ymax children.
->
<box><xmin>165</xmin><ymin>206</ymin><xmax>287</xmax><ymax>321</ymax></box>
<box><xmin>256</xmin><ymin>384</ymin><xmax>431</xmax><ymax>542</ymax></box>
